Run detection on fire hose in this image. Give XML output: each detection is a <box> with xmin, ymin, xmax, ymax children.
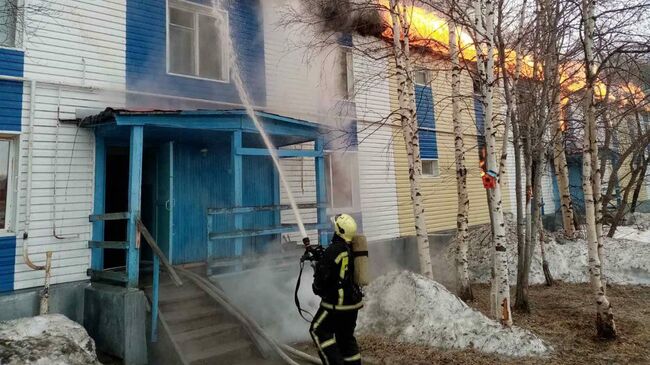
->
<box><xmin>174</xmin><ymin>267</ymin><xmax>322</xmax><ymax>365</ymax></box>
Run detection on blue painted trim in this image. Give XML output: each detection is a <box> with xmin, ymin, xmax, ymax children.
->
<box><xmin>415</xmin><ymin>85</ymin><xmax>438</xmax><ymax>159</ymax></box>
<box><xmin>232</xmin><ymin>131</ymin><xmax>243</xmax><ymax>258</ymax></box>
<box><xmin>151</xmin><ymin>254</ymin><xmax>159</xmax><ymax>342</ymax></box>
<box><xmin>315</xmin><ymin>137</ymin><xmax>328</xmax><ymax>245</ymax></box>
<box><xmin>236</xmin><ymin>147</ymin><xmax>322</xmax><ymax>158</ymax></box>
<box><xmin>168</xmin><ymin>141</ymin><xmax>175</xmax><ymax>264</ymax></box>
<box><xmin>91</xmin><ymin>135</ymin><xmax>106</xmax><ymax>271</ymax></box>
<box><xmin>0</xmin><ymin>48</ymin><xmax>25</xmax><ymax>131</ymax></box>
<box><xmin>127</xmin><ymin>126</ymin><xmax>144</xmax><ymax>287</ymax></box>
<box><xmin>0</xmin><ymin>236</ymin><xmax>16</xmax><ymax>293</ymax></box>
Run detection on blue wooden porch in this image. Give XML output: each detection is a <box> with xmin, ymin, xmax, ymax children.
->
<box><xmin>82</xmin><ymin>108</ymin><xmax>329</xmax><ymax>289</ymax></box>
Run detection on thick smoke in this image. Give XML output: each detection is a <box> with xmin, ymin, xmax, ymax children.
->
<box><xmin>214</xmin><ymin>264</ymin><xmax>320</xmax><ymax>342</ymax></box>
<box><xmin>297</xmin><ymin>0</ymin><xmax>386</xmax><ymax>37</ymax></box>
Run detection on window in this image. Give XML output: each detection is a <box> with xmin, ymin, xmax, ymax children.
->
<box><xmin>339</xmin><ymin>48</ymin><xmax>354</xmax><ymax>99</ymax></box>
<box><xmin>168</xmin><ymin>0</ymin><xmax>228</xmax><ymax>81</ymax></box>
<box><xmin>0</xmin><ymin>138</ymin><xmax>15</xmax><ymax>231</ymax></box>
<box><xmin>324</xmin><ymin>152</ymin><xmax>358</xmax><ymax>210</ymax></box>
<box><xmin>413</xmin><ymin>70</ymin><xmax>428</xmax><ymax>85</ymax></box>
<box><xmin>422</xmin><ymin>160</ymin><xmax>439</xmax><ymax>176</ymax></box>
<box><xmin>0</xmin><ymin>0</ymin><xmax>18</xmax><ymax>48</ymax></box>
<box><xmin>414</xmin><ymin>70</ymin><xmax>439</xmax><ymax>177</ymax></box>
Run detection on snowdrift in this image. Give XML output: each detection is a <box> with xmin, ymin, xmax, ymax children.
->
<box><xmin>451</xmin><ymin>216</ymin><xmax>650</xmax><ymax>286</ymax></box>
<box><xmin>0</xmin><ymin>314</ymin><xmax>101</xmax><ymax>365</ymax></box>
<box><xmin>357</xmin><ymin>271</ymin><xmax>551</xmax><ymax>357</ymax></box>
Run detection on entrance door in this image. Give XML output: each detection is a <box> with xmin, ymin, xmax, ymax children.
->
<box><xmin>156</xmin><ymin>141</ymin><xmax>174</xmax><ymax>263</ymax></box>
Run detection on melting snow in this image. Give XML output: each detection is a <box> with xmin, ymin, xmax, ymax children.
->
<box><xmin>452</xmin><ymin>217</ymin><xmax>650</xmax><ymax>286</ymax></box>
<box><xmin>357</xmin><ymin>271</ymin><xmax>551</xmax><ymax>357</ymax></box>
<box><xmin>0</xmin><ymin>314</ymin><xmax>100</xmax><ymax>365</ymax></box>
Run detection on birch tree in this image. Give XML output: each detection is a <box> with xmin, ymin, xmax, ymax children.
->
<box><xmin>581</xmin><ymin>0</ymin><xmax>617</xmax><ymax>339</ymax></box>
<box><xmin>473</xmin><ymin>0</ymin><xmax>513</xmax><ymax>325</ymax></box>
<box><xmin>449</xmin><ymin>16</ymin><xmax>472</xmax><ymax>300</ymax></box>
<box><xmin>388</xmin><ymin>0</ymin><xmax>434</xmax><ymax>279</ymax></box>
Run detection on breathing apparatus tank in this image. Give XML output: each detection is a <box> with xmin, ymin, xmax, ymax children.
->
<box><xmin>351</xmin><ymin>235</ymin><xmax>370</xmax><ymax>286</ymax></box>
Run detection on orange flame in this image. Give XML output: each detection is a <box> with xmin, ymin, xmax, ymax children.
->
<box><xmin>377</xmin><ymin>1</ymin><xmax>646</xmax><ymax>103</ymax></box>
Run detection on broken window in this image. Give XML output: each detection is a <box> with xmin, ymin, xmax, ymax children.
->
<box><xmin>168</xmin><ymin>0</ymin><xmax>228</xmax><ymax>82</ymax></box>
<box><xmin>0</xmin><ymin>0</ymin><xmax>18</xmax><ymax>48</ymax></box>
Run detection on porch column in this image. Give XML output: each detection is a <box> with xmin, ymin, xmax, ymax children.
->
<box><xmin>127</xmin><ymin>126</ymin><xmax>144</xmax><ymax>288</ymax></box>
<box><xmin>232</xmin><ymin>131</ymin><xmax>243</xmax><ymax>258</ymax></box>
<box><xmin>91</xmin><ymin>134</ymin><xmax>105</xmax><ymax>271</ymax></box>
<box><xmin>315</xmin><ymin>137</ymin><xmax>328</xmax><ymax>245</ymax></box>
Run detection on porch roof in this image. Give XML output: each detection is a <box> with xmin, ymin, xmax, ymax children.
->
<box><xmin>79</xmin><ymin>108</ymin><xmax>326</xmax><ymax>145</ymax></box>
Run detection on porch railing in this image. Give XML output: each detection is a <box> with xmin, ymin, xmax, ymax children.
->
<box><xmin>206</xmin><ymin>203</ymin><xmax>328</xmax><ymax>275</ymax></box>
<box><xmin>87</xmin><ymin>212</ymin><xmax>182</xmax><ymax>342</ymax></box>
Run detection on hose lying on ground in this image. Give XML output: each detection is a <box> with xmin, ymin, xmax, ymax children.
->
<box><xmin>280</xmin><ymin>344</ymin><xmax>321</xmax><ymax>365</ymax></box>
<box><xmin>174</xmin><ymin>267</ymin><xmax>321</xmax><ymax>365</ymax></box>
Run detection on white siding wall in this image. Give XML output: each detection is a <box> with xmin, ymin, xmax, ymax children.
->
<box><xmin>262</xmin><ymin>0</ymin><xmax>343</xmax><ymax>124</ymax></box>
<box><xmin>352</xmin><ymin>48</ymin><xmax>400</xmax><ymax>241</ymax></box>
<box><xmin>14</xmin><ymin>0</ymin><xmax>126</xmax><ymax>290</ymax></box>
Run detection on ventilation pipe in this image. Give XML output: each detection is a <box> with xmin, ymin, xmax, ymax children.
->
<box><xmin>22</xmin><ymin>80</ymin><xmax>54</xmax><ymax>315</ymax></box>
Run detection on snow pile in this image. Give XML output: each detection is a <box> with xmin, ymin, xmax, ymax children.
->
<box><xmin>451</xmin><ymin>218</ymin><xmax>650</xmax><ymax>286</ymax></box>
<box><xmin>0</xmin><ymin>314</ymin><xmax>100</xmax><ymax>365</ymax></box>
<box><xmin>357</xmin><ymin>271</ymin><xmax>551</xmax><ymax>357</ymax></box>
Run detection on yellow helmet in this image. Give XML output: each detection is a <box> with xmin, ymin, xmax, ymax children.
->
<box><xmin>332</xmin><ymin>214</ymin><xmax>357</xmax><ymax>243</ymax></box>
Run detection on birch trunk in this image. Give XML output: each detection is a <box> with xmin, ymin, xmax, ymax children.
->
<box><xmin>582</xmin><ymin>0</ymin><xmax>617</xmax><ymax>339</ymax></box>
<box><xmin>388</xmin><ymin>0</ymin><xmax>433</xmax><ymax>279</ymax></box>
<box><xmin>476</xmin><ymin>0</ymin><xmax>513</xmax><ymax>326</ymax></box>
<box><xmin>552</xmin><ymin>85</ymin><xmax>576</xmax><ymax>237</ymax></box>
<box><xmin>450</xmin><ymin>21</ymin><xmax>472</xmax><ymax>300</ymax></box>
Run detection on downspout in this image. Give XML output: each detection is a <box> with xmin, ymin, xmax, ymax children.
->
<box><xmin>22</xmin><ymin>80</ymin><xmax>53</xmax><ymax>314</ymax></box>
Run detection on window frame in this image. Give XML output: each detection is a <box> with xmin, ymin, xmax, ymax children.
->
<box><xmin>0</xmin><ymin>135</ymin><xmax>17</xmax><ymax>235</ymax></box>
<box><xmin>413</xmin><ymin>70</ymin><xmax>439</xmax><ymax>177</ymax></box>
<box><xmin>339</xmin><ymin>47</ymin><xmax>355</xmax><ymax>100</ymax></box>
<box><xmin>166</xmin><ymin>0</ymin><xmax>230</xmax><ymax>83</ymax></box>
<box><xmin>0</xmin><ymin>0</ymin><xmax>24</xmax><ymax>50</ymax></box>
<box><xmin>324</xmin><ymin>151</ymin><xmax>360</xmax><ymax>213</ymax></box>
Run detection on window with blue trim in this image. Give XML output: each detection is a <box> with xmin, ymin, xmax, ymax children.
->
<box><xmin>473</xmin><ymin>81</ymin><xmax>487</xmax><ymax>171</ymax></box>
<box><xmin>168</xmin><ymin>0</ymin><xmax>228</xmax><ymax>82</ymax></box>
<box><xmin>414</xmin><ymin>70</ymin><xmax>439</xmax><ymax>176</ymax></box>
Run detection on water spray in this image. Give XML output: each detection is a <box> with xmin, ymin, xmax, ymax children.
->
<box><xmin>211</xmin><ymin>1</ymin><xmax>310</xmax><ymax>245</ymax></box>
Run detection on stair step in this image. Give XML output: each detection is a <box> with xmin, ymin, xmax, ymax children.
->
<box><xmin>175</xmin><ymin>322</ymin><xmax>242</xmax><ymax>344</ymax></box>
<box><xmin>165</xmin><ymin>304</ymin><xmax>220</xmax><ymax>323</ymax></box>
<box><xmin>160</xmin><ymin>295</ymin><xmax>213</xmax><ymax>312</ymax></box>
<box><xmin>186</xmin><ymin>339</ymin><xmax>254</xmax><ymax>365</ymax></box>
<box><xmin>158</xmin><ymin>286</ymin><xmax>205</xmax><ymax>304</ymax></box>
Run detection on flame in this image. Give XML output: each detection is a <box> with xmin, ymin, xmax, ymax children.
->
<box><xmin>377</xmin><ymin>1</ymin><xmax>646</xmax><ymax>103</ymax></box>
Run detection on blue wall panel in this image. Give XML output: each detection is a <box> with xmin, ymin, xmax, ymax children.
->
<box><xmin>415</xmin><ymin>85</ymin><xmax>438</xmax><ymax>159</ymax></box>
<box><xmin>126</xmin><ymin>0</ymin><xmax>266</xmax><ymax>106</ymax></box>
<box><xmin>473</xmin><ymin>94</ymin><xmax>486</xmax><ymax>152</ymax></box>
<box><xmin>0</xmin><ymin>48</ymin><xmax>24</xmax><ymax>131</ymax></box>
<box><xmin>0</xmin><ymin>236</ymin><xmax>16</xmax><ymax>293</ymax></box>
<box><xmin>567</xmin><ymin>155</ymin><xmax>585</xmax><ymax>214</ymax></box>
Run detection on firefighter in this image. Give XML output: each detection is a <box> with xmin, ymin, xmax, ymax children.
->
<box><xmin>310</xmin><ymin>213</ymin><xmax>363</xmax><ymax>365</ymax></box>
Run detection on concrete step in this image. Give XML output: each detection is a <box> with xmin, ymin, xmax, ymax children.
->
<box><xmin>185</xmin><ymin>339</ymin><xmax>254</xmax><ymax>365</ymax></box>
<box><xmin>174</xmin><ymin>322</ymin><xmax>243</xmax><ymax>344</ymax></box>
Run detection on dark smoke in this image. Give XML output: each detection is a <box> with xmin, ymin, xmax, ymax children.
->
<box><xmin>306</xmin><ymin>0</ymin><xmax>386</xmax><ymax>37</ymax></box>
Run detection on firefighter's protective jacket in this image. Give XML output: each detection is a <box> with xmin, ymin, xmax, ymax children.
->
<box><xmin>312</xmin><ymin>235</ymin><xmax>363</xmax><ymax>311</ymax></box>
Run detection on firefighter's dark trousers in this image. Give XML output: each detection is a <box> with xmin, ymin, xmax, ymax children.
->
<box><xmin>309</xmin><ymin>306</ymin><xmax>361</xmax><ymax>365</ymax></box>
